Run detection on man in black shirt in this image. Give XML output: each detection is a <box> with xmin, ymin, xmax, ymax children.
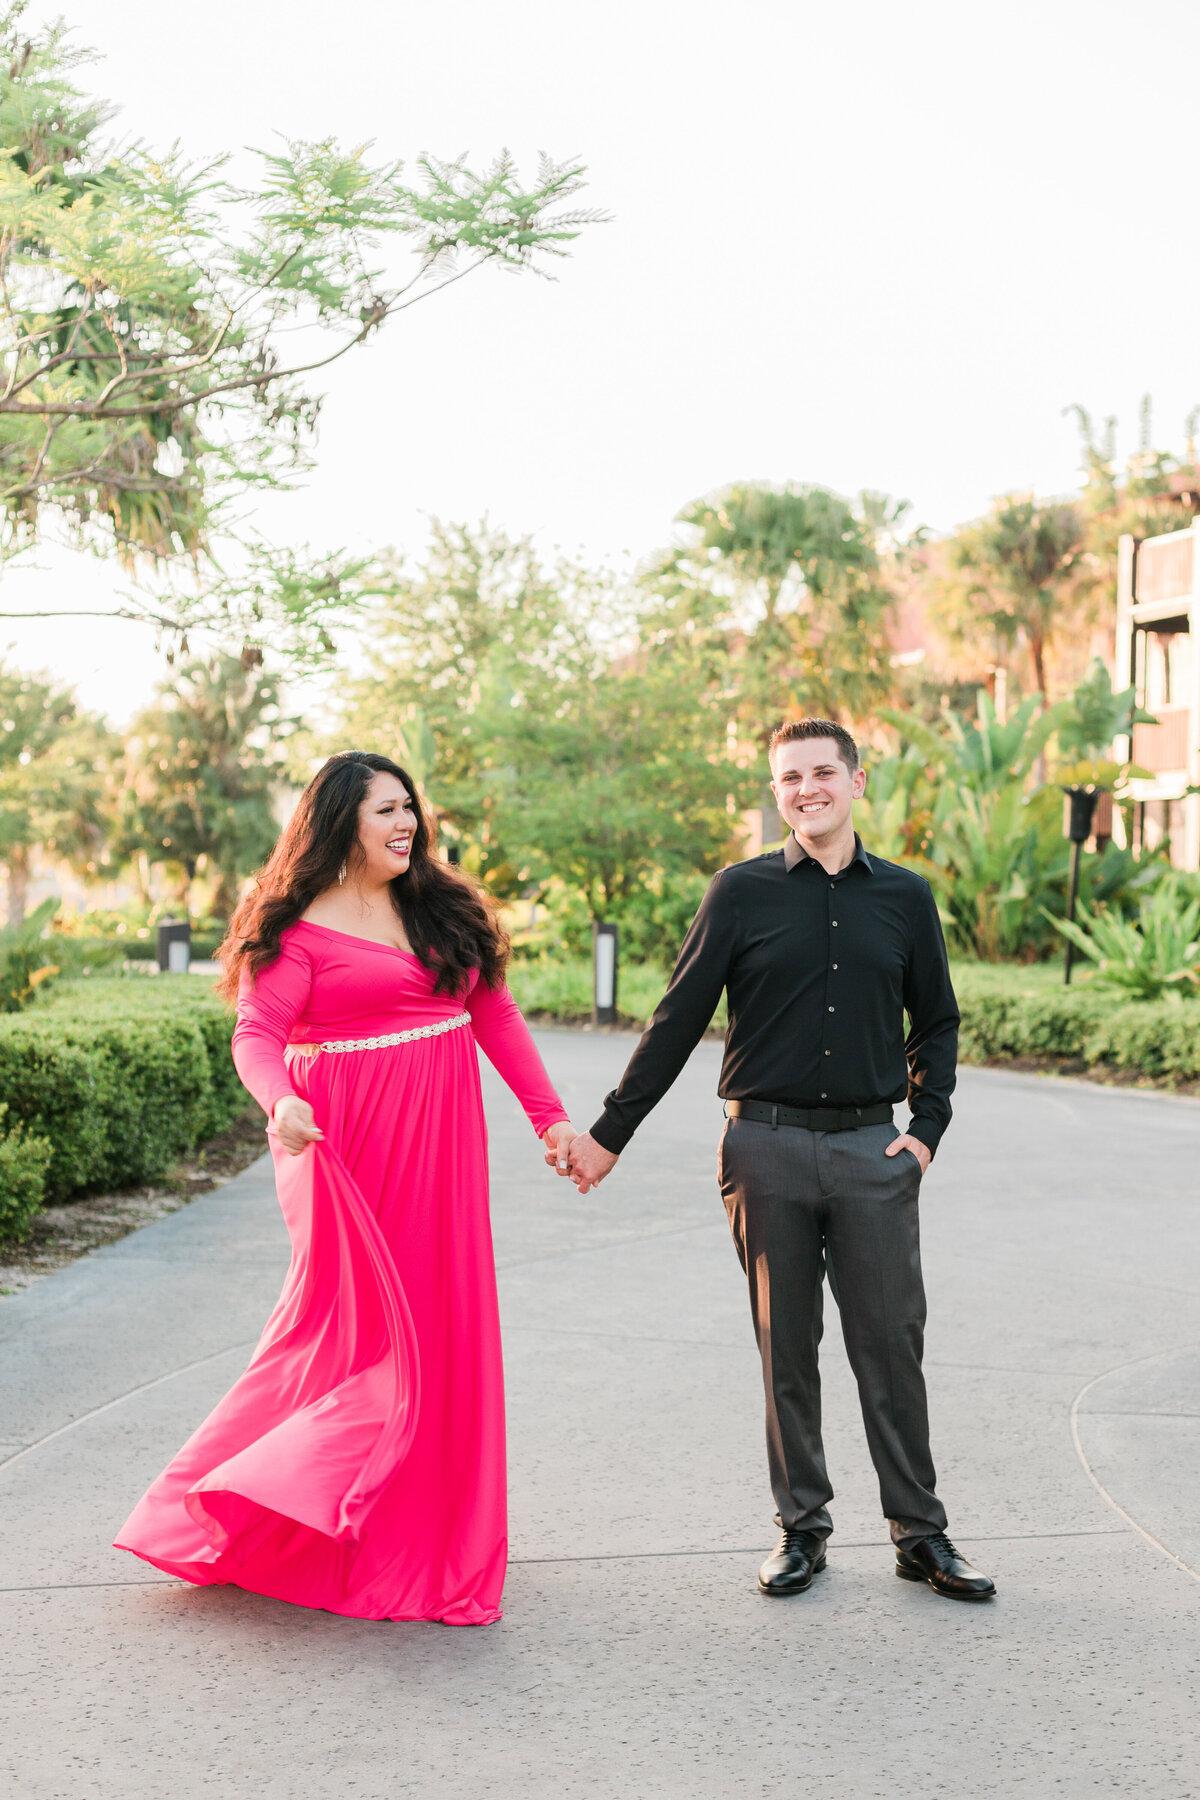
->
<box><xmin>567</xmin><ymin>719</ymin><xmax>994</xmax><ymax>1603</ymax></box>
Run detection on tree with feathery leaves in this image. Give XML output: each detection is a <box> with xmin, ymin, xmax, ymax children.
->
<box><xmin>0</xmin><ymin>3</ymin><xmax>605</xmax><ymax>665</ymax></box>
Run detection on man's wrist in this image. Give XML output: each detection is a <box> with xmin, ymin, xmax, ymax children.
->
<box><xmin>589</xmin><ymin>1113</ymin><xmax>628</xmax><ymax>1157</ymax></box>
<box><xmin>905</xmin><ymin>1119</ymin><xmax>941</xmax><ymax>1158</ymax></box>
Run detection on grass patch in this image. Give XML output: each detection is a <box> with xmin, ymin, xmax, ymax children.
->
<box><xmin>508</xmin><ymin>955</ymin><xmax>727</xmax><ymax>1032</ymax></box>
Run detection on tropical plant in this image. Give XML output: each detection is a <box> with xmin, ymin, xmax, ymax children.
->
<box><xmin>941</xmin><ymin>495</ymin><xmax>1092</xmax><ymax>702</ymax></box>
<box><xmin>855</xmin><ymin>741</ymin><xmax>937</xmax><ymax>871</ymax></box>
<box><xmin>674</xmin><ymin>482</ymin><xmax>902</xmax><ymax>728</ymax></box>
<box><xmin>0</xmin><ymin>894</ymin><xmax>60</xmax><ymax>1009</ymax></box>
<box><xmin>934</xmin><ymin>781</ymin><xmax>1068</xmax><ymax>961</ymax></box>
<box><xmin>923</xmin><ymin>692</ymin><xmax>1064</xmax><ymax>796</ymax></box>
<box><xmin>867</xmin><ymin>691</ymin><xmax>1142</xmax><ymax>960</ymax></box>
<box><xmin>1056</xmin><ymin>658</ymin><xmax>1148</xmax><ymax>764</ymax></box>
<box><xmin>1047</xmin><ymin>878</ymin><xmax>1200</xmax><ymax>1000</ymax></box>
<box><xmin>679</xmin><ymin>483</ymin><xmax>876</xmax><ymax>621</ymax></box>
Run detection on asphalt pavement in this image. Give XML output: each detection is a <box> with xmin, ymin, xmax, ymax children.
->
<box><xmin>2</xmin><ymin>1032</ymin><xmax>1199</xmax><ymax>1799</ymax></box>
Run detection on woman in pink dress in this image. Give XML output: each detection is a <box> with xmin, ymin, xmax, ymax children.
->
<box><xmin>116</xmin><ymin>751</ymin><xmax>576</xmax><ymax>1625</ymax></box>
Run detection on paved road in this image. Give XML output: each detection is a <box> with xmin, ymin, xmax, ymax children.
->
<box><xmin>2</xmin><ymin>1034</ymin><xmax>1199</xmax><ymax>1798</ymax></box>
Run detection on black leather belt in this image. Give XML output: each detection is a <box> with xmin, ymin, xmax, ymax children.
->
<box><xmin>725</xmin><ymin>1099</ymin><xmax>893</xmax><ymax>1132</ymax></box>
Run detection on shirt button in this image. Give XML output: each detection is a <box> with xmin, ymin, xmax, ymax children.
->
<box><xmin>828</xmin><ymin>1005</ymin><xmax>835</xmax><ymax>1013</ymax></box>
<box><xmin>832</xmin><ymin>920</ymin><xmax>838</xmax><ymax>927</ymax></box>
<box><xmin>824</xmin><ymin>1050</ymin><xmax>831</xmax><ymax>1056</ymax></box>
<box><xmin>820</xmin><ymin>1092</ymin><xmax>828</xmax><ymax>1099</ymax></box>
<box><xmin>832</xmin><ymin>963</ymin><xmax>838</xmax><ymax>970</ymax></box>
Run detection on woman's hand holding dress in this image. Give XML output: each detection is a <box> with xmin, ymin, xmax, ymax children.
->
<box><xmin>273</xmin><ymin>1094</ymin><xmax>324</xmax><ymax>1155</ymax></box>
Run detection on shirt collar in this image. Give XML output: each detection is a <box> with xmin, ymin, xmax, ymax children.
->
<box><xmin>783</xmin><ymin>830</ymin><xmax>874</xmax><ymax>876</ymax></box>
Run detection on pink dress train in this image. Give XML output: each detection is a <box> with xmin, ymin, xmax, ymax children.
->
<box><xmin>114</xmin><ymin>921</ymin><xmax>567</xmax><ymax>1625</ymax></box>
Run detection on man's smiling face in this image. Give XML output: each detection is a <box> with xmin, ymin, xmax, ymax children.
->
<box><xmin>770</xmin><ymin>735</ymin><xmax>866</xmax><ymax>846</ymax></box>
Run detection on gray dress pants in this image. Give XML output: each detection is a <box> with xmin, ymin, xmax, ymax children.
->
<box><xmin>718</xmin><ymin>1115</ymin><xmax>947</xmax><ymax>1548</ymax></box>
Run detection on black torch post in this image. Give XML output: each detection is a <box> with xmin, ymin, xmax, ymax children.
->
<box><xmin>1061</xmin><ymin>787</ymin><xmax>1099</xmax><ymax>985</ymax></box>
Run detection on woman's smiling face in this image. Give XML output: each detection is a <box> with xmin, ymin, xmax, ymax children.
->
<box><xmin>354</xmin><ymin>771</ymin><xmax>418</xmax><ymax>884</ymax></box>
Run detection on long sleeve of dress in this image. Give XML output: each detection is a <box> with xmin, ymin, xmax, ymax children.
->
<box><xmin>467</xmin><ymin>977</ymin><xmax>568</xmax><ymax>1138</ymax></box>
<box><xmin>231</xmin><ymin>936</ymin><xmax>315</xmax><ymax>1118</ymax></box>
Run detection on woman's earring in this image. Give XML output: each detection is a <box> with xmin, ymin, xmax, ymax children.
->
<box><xmin>337</xmin><ymin>862</ymin><xmax>347</xmax><ymax>886</ymax></box>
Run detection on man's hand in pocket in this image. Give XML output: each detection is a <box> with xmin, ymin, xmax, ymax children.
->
<box><xmin>886</xmin><ymin>1133</ymin><xmax>930</xmax><ymax>1175</ymax></box>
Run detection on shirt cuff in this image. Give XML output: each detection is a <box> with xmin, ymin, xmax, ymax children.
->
<box><xmin>590</xmin><ymin>1111</ymin><xmax>631</xmax><ymax>1156</ymax></box>
<box><xmin>905</xmin><ymin>1116</ymin><xmax>944</xmax><ymax>1157</ymax></box>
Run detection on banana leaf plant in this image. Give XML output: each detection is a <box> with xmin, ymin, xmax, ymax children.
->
<box><xmin>1045</xmin><ymin>878</ymin><xmax>1200</xmax><ymax>1000</ymax></box>
<box><xmin>0</xmin><ymin>897</ymin><xmax>61</xmax><ymax>1012</ymax></box>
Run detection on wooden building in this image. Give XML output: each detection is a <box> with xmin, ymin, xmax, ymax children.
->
<box><xmin>1114</xmin><ymin>523</ymin><xmax>1200</xmax><ymax>868</ymax></box>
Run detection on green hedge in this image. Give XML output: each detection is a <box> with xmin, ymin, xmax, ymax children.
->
<box><xmin>0</xmin><ymin>976</ymin><xmax>246</xmax><ymax>1208</ymax></box>
<box><xmin>511</xmin><ymin>953</ymin><xmax>1200</xmax><ymax>1087</ymax></box>
<box><xmin>952</xmin><ymin>964</ymin><xmax>1200</xmax><ymax>1084</ymax></box>
<box><xmin>0</xmin><ymin>1103</ymin><xmax>53</xmax><ymax>1241</ymax></box>
<box><xmin>2</xmin><ymin>956</ymin><xmax>1191</xmax><ymax>1245</ymax></box>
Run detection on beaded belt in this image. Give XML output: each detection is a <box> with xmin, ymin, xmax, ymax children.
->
<box><xmin>286</xmin><ymin>1013</ymin><xmax>471</xmax><ymax>1058</ymax></box>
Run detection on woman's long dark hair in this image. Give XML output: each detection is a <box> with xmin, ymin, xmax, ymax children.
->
<box><xmin>218</xmin><ymin>752</ymin><xmax>509</xmax><ymax>1002</ymax></box>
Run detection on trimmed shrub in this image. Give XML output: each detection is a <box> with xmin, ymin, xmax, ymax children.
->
<box><xmin>509</xmin><ymin>952</ymin><xmax>1199</xmax><ymax>1087</ymax></box>
<box><xmin>0</xmin><ymin>976</ymin><xmax>245</xmax><ymax>1201</ymax></box>
<box><xmin>954</xmin><ymin>965</ymin><xmax>1200</xmax><ymax>1086</ymax></box>
<box><xmin>0</xmin><ymin>1103</ymin><xmax>53</xmax><ymax>1241</ymax></box>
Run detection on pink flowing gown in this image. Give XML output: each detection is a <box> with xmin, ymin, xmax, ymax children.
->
<box><xmin>115</xmin><ymin>921</ymin><xmax>568</xmax><ymax>1625</ymax></box>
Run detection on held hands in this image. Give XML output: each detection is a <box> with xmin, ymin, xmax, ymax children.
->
<box><xmin>541</xmin><ymin>1122</ymin><xmax>620</xmax><ymax>1194</ymax></box>
<box><xmin>886</xmin><ymin>1132</ymin><xmax>931</xmax><ymax>1176</ymax></box>
<box><xmin>564</xmin><ymin>1130</ymin><xmax>619</xmax><ymax>1194</ymax></box>
<box><xmin>542</xmin><ymin>1120</ymin><xmax>577</xmax><ymax>1176</ymax></box>
<box><xmin>272</xmin><ymin>1094</ymin><xmax>325</xmax><ymax>1156</ymax></box>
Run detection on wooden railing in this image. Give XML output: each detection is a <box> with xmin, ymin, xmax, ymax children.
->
<box><xmin>1135</xmin><ymin>532</ymin><xmax>1194</xmax><ymax>606</ymax></box>
<box><xmin>1133</xmin><ymin>707</ymin><xmax>1192</xmax><ymax>772</ymax></box>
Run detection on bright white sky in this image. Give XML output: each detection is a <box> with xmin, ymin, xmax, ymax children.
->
<box><xmin>5</xmin><ymin>0</ymin><xmax>1199</xmax><ymax>720</ymax></box>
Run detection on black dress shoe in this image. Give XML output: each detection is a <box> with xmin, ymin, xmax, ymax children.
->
<box><xmin>758</xmin><ymin>1526</ymin><xmax>828</xmax><ymax>1596</ymax></box>
<box><xmin>895</xmin><ymin>1532</ymin><xmax>995</xmax><ymax>1601</ymax></box>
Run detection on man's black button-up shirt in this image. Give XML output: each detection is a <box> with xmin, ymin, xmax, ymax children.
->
<box><xmin>589</xmin><ymin>833</ymin><xmax>959</xmax><ymax>1158</ymax></box>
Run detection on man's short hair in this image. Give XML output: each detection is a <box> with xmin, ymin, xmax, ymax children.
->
<box><xmin>769</xmin><ymin>718</ymin><xmax>860</xmax><ymax>774</ymax></box>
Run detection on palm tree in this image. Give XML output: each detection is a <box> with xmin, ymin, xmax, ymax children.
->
<box><xmin>676</xmin><ymin>482</ymin><xmax>898</xmax><ymax>726</ymax></box>
<box><xmin>678</xmin><ymin>484</ymin><xmax>876</xmax><ymax>622</ymax></box>
<box><xmin>946</xmin><ymin>494</ymin><xmax>1091</xmax><ymax>704</ymax></box>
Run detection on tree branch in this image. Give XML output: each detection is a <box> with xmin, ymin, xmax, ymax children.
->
<box><xmin>0</xmin><ymin>255</ymin><xmax>489</xmax><ymax>419</ymax></box>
